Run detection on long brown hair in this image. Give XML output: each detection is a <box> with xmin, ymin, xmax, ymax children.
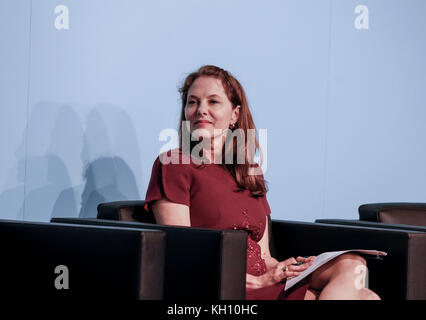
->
<box><xmin>178</xmin><ymin>65</ymin><xmax>267</xmax><ymax>197</ymax></box>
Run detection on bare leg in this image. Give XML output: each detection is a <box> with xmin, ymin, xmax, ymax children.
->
<box><xmin>304</xmin><ymin>288</ymin><xmax>320</xmax><ymax>300</ymax></box>
<box><xmin>306</xmin><ymin>253</ymin><xmax>381</xmax><ymax>300</ymax></box>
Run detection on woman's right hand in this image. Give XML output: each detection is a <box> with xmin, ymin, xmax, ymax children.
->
<box><xmin>246</xmin><ymin>256</ymin><xmax>314</xmax><ymax>289</ymax></box>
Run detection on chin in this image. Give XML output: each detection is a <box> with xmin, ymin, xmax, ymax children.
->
<box><xmin>191</xmin><ymin>128</ymin><xmax>214</xmax><ymax>140</ymax></box>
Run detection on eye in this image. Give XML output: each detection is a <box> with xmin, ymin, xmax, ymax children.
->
<box><xmin>209</xmin><ymin>100</ymin><xmax>218</xmax><ymax>104</ymax></box>
<box><xmin>187</xmin><ymin>100</ymin><xmax>196</xmax><ymax>106</ymax></box>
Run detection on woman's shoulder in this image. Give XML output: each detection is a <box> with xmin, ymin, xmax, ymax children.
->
<box><xmin>151</xmin><ymin>148</ymin><xmax>196</xmax><ymax>177</ymax></box>
<box><xmin>147</xmin><ymin>149</ymin><xmax>195</xmax><ymax>188</ymax></box>
<box><xmin>156</xmin><ymin>148</ymin><xmax>192</xmax><ymax>166</ymax></box>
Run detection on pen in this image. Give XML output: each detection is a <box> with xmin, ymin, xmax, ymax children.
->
<box><xmin>293</xmin><ymin>256</ymin><xmax>311</xmax><ymax>265</ymax></box>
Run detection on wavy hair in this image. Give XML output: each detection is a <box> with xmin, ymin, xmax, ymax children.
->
<box><xmin>178</xmin><ymin>65</ymin><xmax>267</xmax><ymax>197</ymax></box>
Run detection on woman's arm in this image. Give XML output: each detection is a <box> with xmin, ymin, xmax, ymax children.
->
<box><xmin>246</xmin><ymin>216</ymin><xmax>286</xmax><ymax>289</ymax></box>
<box><xmin>246</xmin><ymin>216</ymin><xmax>314</xmax><ymax>289</ymax></box>
<box><xmin>151</xmin><ymin>197</ymin><xmax>191</xmax><ymax>226</ymax></box>
<box><xmin>258</xmin><ymin>216</ymin><xmax>279</xmax><ymax>270</ymax></box>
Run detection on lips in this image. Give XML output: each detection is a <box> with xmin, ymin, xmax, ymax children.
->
<box><xmin>194</xmin><ymin>119</ymin><xmax>212</xmax><ymax>125</ymax></box>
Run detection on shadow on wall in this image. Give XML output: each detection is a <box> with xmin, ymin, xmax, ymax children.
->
<box><xmin>0</xmin><ymin>100</ymin><xmax>142</xmax><ymax>221</ymax></box>
<box><xmin>21</xmin><ymin>154</ymin><xmax>70</xmax><ymax>221</ymax></box>
<box><xmin>0</xmin><ymin>101</ymin><xmax>74</xmax><ymax>221</ymax></box>
<box><xmin>78</xmin><ymin>157</ymin><xmax>140</xmax><ymax>218</ymax></box>
<box><xmin>55</xmin><ymin>104</ymin><xmax>142</xmax><ymax>219</ymax></box>
<box><xmin>0</xmin><ymin>157</ymin><xmax>25</xmax><ymax>220</ymax></box>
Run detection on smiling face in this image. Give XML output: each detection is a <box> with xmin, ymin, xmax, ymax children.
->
<box><xmin>184</xmin><ymin>76</ymin><xmax>240</xmax><ymax>139</ymax></box>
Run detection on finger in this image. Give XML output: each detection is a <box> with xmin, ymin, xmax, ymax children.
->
<box><xmin>302</xmin><ymin>257</ymin><xmax>315</xmax><ymax>265</ymax></box>
<box><xmin>290</xmin><ymin>261</ymin><xmax>312</xmax><ymax>270</ymax></box>
<box><xmin>283</xmin><ymin>271</ymin><xmax>301</xmax><ymax>278</ymax></box>
<box><xmin>283</xmin><ymin>257</ymin><xmax>297</xmax><ymax>265</ymax></box>
<box><xmin>276</xmin><ymin>269</ymin><xmax>301</xmax><ymax>282</ymax></box>
<box><xmin>293</xmin><ymin>259</ymin><xmax>311</xmax><ymax>269</ymax></box>
<box><xmin>288</xmin><ymin>263</ymin><xmax>311</xmax><ymax>272</ymax></box>
<box><xmin>296</xmin><ymin>256</ymin><xmax>314</xmax><ymax>263</ymax></box>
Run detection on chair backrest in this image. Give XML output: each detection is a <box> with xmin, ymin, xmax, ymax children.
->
<box><xmin>97</xmin><ymin>200</ymin><xmax>156</xmax><ymax>223</ymax></box>
<box><xmin>92</xmin><ymin>200</ymin><xmax>248</xmax><ymax>299</ymax></box>
<box><xmin>1</xmin><ymin>219</ymin><xmax>165</xmax><ymax>299</ymax></box>
<box><xmin>98</xmin><ymin>200</ymin><xmax>277</xmax><ymax>261</ymax></box>
<box><xmin>359</xmin><ymin>203</ymin><xmax>426</xmax><ymax>226</ymax></box>
<box><xmin>267</xmin><ymin>215</ymin><xmax>277</xmax><ymax>257</ymax></box>
<box><xmin>52</xmin><ymin>216</ymin><xmax>247</xmax><ymax>300</ymax></box>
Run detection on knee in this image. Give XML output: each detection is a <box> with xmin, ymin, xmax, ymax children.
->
<box><xmin>333</xmin><ymin>253</ymin><xmax>366</xmax><ymax>272</ymax></box>
<box><xmin>361</xmin><ymin>288</ymin><xmax>381</xmax><ymax>300</ymax></box>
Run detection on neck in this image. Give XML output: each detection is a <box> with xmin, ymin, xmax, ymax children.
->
<box><xmin>196</xmin><ymin>135</ymin><xmax>225</xmax><ymax>164</ymax></box>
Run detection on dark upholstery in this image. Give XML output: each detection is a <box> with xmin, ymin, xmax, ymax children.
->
<box><xmin>97</xmin><ymin>200</ymin><xmax>155</xmax><ymax>223</ymax></box>
<box><xmin>315</xmin><ymin>203</ymin><xmax>426</xmax><ymax>299</ymax></box>
<box><xmin>0</xmin><ymin>219</ymin><xmax>165</xmax><ymax>299</ymax></box>
<box><xmin>358</xmin><ymin>203</ymin><xmax>426</xmax><ymax>226</ymax></box>
<box><xmin>94</xmin><ymin>200</ymin><xmax>248</xmax><ymax>299</ymax></box>
<box><xmin>315</xmin><ymin>219</ymin><xmax>426</xmax><ymax>233</ymax></box>
<box><xmin>51</xmin><ymin>217</ymin><xmax>247</xmax><ymax>300</ymax></box>
<box><xmin>55</xmin><ymin>200</ymin><xmax>426</xmax><ymax>299</ymax></box>
<box><xmin>312</xmin><ymin>219</ymin><xmax>426</xmax><ymax>300</ymax></box>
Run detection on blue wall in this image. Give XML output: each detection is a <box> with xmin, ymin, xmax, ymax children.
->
<box><xmin>1</xmin><ymin>0</ymin><xmax>425</xmax><ymax>222</ymax></box>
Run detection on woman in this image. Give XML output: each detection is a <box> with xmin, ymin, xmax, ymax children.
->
<box><xmin>144</xmin><ymin>65</ymin><xmax>380</xmax><ymax>300</ymax></box>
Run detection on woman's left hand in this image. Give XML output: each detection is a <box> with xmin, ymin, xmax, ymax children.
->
<box><xmin>282</xmin><ymin>256</ymin><xmax>315</xmax><ymax>279</ymax></box>
<box><xmin>295</xmin><ymin>256</ymin><xmax>315</xmax><ymax>265</ymax></box>
<box><xmin>246</xmin><ymin>256</ymin><xmax>316</xmax><ymax>289</ymax></box>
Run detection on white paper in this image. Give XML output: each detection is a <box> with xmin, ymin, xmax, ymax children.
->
<box><xmin>284</xmin><ymin>249</ymin><xmax>387</xmax><ymax>291</ymax></box>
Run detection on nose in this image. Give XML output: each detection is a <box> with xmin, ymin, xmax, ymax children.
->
<box><xmin>197</xmin><ymin>100</ymin><xmax>209</xmax><ymax>116</ymax></box>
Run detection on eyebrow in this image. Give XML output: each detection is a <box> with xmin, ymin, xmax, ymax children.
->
<box><xmin>188</xmin><ymin>94</ymin><xmax>222</xmax><ymax>98</ymax></box>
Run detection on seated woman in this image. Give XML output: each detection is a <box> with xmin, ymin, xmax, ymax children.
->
<box><xmin>144</xmin><ymin>65</ymin><xmax>380</xmax><ymax>300</ymax></box>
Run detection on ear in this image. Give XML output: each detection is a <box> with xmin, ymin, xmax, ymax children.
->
<box><xmin>232</xmin><ymin>105</ymin><xmax>241</xmax><ymax>123</ymax></box>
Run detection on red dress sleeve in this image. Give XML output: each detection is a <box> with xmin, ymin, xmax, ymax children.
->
<box><xmin>253</xmin><ymin>163</ymin><xmax>271</xmax><ymax>216</ymax></box>
<box><xmin>144</xmin><ymin>152</ymin><xmax>191</xmax><ymax>212</ymax></box>
<box><xmin>262</xmin><ymin>194</ymin><xmax>271</xmax><ymax>216</ymax></box>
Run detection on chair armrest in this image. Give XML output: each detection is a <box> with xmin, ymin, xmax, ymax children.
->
<box><xmin>51</xmin><ymin>217</ymin><xmax>247</xmax><ymax>300</ymax></box>
<box><xmin>0</xmin><ymin>219</ymin><xmax>165</xmax><ymax>299</ymax></box>
<box><xmin>315</xmin><ymin>219</ymin><xmax>426</xmax><ymax>233</ymax></box>
<box><xmin>359</xmin><ymin>203</ymin><xmax>426</xmax><ymax>226</ymax></box>
<box><xmin>97</xmin><ymin>200</ymin><xmax>155</xmax><ymax>223</ymax></box>
<box><xmin>270</xmin><ymin>219</ymin><xmax>426</xmax><ymax>300</ymax></box>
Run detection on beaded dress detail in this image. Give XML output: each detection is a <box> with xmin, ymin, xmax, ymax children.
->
<box><xmin>233</xmin><ymin>208</ymin><xmax>267</xmax><ymax>276</ymax></box>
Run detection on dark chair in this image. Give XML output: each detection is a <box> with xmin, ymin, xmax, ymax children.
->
<box><xmin>0</xmin><ymin>219</ymin><xmax>165</xmax><ymax>299</ymax></box>
<box><xmin>359</xmin><ymin>203</ymin><xmax>426</xmax><ymax>227</ymax></box>
<box><xmin>315</xmin><ymin>203</ymin><xmax>426</xmax><ymax>300</ymax></box>
<box><xmin>56</xmin><ymin>200</ymin><xmax>426</xmax><ymax>299</ymax></box>
<box><xmin>273</xmin><ymin>219</ymin><xmax>426</xmax><ymax>300</ymax></box>
<box><xmin>51</xmin><ymin>215</ymin><xmax>247</xmax><ymax>300</ymax></box>
<box><xmin>317</xmin><ymin>203</ymin><xmax>426</xmax><ymax>232</ymax></box>
<box><xmin>97</xmin><ymin>200</ymin><xmax>155</xmax><ymax>223</ymax></box>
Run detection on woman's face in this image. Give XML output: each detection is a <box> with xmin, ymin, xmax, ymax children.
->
<box><xmin>185</xmin><ymin>76</ymin><xmax>240</xmax><ymax>139</ymax></box>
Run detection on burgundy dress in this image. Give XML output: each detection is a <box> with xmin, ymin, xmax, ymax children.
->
<box><xmin>144</xmin><ymin>149</ymin><xmax>311</xmax><ymax>300</ymax></box>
